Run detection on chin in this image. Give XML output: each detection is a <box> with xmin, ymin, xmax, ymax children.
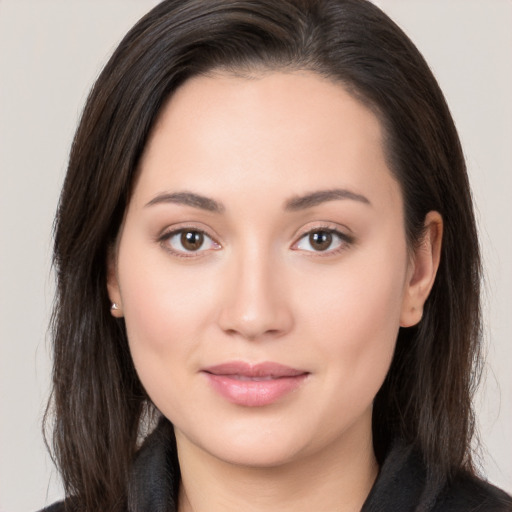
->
<box><xmin>210</xmin><ymin>442</ymin><xmax>303</xmax><ymax>469</ymax></box>
<box><xmin>177</xmin><ymin>420</ymin><xmax>312</xmax><ymax>469</ymax></box>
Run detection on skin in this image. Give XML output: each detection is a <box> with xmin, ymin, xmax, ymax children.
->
<box><xmin>108</xmin><ymin>71</ymin><xmax>442</xmax><ymax>512</ymax></box>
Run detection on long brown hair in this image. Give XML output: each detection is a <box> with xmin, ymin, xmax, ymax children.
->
<box><xmin>46</xmin><ymin>0</ymin><xmax>482</xmax><ymax>510</ymax></box>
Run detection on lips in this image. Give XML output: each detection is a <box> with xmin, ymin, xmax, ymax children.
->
<box><xmin>202</xmin><ymin>361</ymin><xmax>309</xmax><ymax>407</ymax></box>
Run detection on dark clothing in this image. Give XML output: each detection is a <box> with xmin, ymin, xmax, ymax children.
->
<box><xmin>40</xmin><ymin>419</ymin><xmax>512</xmax><ymax>512</ymax></box>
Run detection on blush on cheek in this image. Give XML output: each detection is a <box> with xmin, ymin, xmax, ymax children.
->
<box><xmin>122</xmin><ymin>278</ymin><xmax>174</xmax><ymax>354</ymax></box>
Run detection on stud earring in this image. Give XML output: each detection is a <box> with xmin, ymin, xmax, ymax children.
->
<box><xmin>111</xmin><ymin>302</ymin><xmax>120</xmax><ymax>311</ymax></box>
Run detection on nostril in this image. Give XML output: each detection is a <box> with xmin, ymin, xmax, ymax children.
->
<box><xmin>222</xmin><ymin>327</ymin><xmax>286</xmax><ymax>342</ymax></box>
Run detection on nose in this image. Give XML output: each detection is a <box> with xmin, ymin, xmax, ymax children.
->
<box><xmin>217</xmin><ymin>248</ymin><xmax>294</xmax><ymax>341</ymax></box>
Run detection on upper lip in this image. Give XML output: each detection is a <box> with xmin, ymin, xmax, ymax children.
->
<box><xmin>202</xmin><ymin>361</ymin><xmax>308</xmax><ymax>378</ymax></box>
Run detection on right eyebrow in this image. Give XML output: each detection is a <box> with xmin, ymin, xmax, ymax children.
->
<box><xmin>144</xmin><ymin>191</ymin><xmax>225</xmax><ymax>213</ymax></box>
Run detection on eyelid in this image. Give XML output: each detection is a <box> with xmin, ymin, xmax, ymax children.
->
<box><xmin>291</xmin><ymin>223</ymin><xmax>354</xmax><ymax>255</ymax></box>
<box><xmin>157</xmin><ymin>223</ymin><xmax>222</xmax><ymax>258</ymax></box>
<box><xmin>293</xmin><ymin>221</ymin><xmax>353</xmax><ymax>240</ymax></box>
<box><xmin>155</xmin><ymin>221</ymin><xmax>354</xmax><ymax>258</ymax></box>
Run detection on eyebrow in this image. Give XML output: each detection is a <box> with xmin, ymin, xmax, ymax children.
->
<box><xmin>285</xmin><ymin>188</ymin><xmax>371</xmax><ymax>210</ymax></box>
<box><xmin>144</xmin><ymin>187</ymin><xmax>371</xmax><ymax>213</ymax></box>
<box><xmin>145</xmin><ymin>191</ymin><xmax>225</xmax><ymax>213</ymax></box>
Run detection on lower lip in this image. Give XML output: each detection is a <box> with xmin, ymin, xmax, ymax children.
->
<box><xmin>203</xmin><ymin>373</ymin><xmax>308</xmax><ymax>407</ymax></box>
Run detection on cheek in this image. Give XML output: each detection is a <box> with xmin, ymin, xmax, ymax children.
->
<box><xmin>118</xmin><ymin>224</ymin><xmax>216</xmax><ymax>338</ymax></box>
<box><xmin>116</xmin><ymin>237</ymin><xmax>219</xmax><ymax>404</ymax></box>
<box><xmin>301</xmin><ymin>248</ymin><xmax>407</xmax><ymax>344</ymax></box>
<box><xmin>298</xmin><ymin>247</ymin><xmax>407</xmax><ymax>410</ymax></box>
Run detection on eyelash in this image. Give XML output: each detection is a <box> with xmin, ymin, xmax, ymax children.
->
<box><xmin>158</xmin><ymin>226</ymin><xmax>220</xmax><ymax>259</ymax></box>
<box><xmin>157</xmin><ymin>224</ymin><xmax>354</xmax><ymax>258</ymax></box>
<box><xmin>293</xmin><ymin>226</ymin><xmax>354</xmax><ymax>257</ymax></box>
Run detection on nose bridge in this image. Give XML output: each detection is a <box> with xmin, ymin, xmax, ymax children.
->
<box><xmin>217</xmin><ymin>240</ymin><xmax>293</xmax><ymax>340</ymax></box>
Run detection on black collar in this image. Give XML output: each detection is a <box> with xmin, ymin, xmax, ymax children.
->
<box><xmin>127</xmin><ymin>418</ymin><xmax>512</xmax><ymax>512</ymax></box>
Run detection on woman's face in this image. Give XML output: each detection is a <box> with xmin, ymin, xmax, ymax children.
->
<box><xmin>109</xmin><ymin>71</ymin><xmax>437</xmax><ymax>467</ymax></box>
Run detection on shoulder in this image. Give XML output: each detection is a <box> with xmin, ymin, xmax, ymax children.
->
<box><xmin>433</xmin><ymin>471</ymin><xmax>512</xmax><ymax>511</ymax></box>
<box><xmin>37</xmin><ymin>502</ymin><xmax>66</xmax><ymax>512</ymax></box>
<box><xmin>363</xmin><ymin>440</ymin><xmax>512</xmax><ymax>512</ymax></box>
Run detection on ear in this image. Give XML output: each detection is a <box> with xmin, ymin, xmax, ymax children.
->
<box><xmin>400</xmin><ymin>211</ymin><xmax>443</xmax><ymax>327</ymax></box>
<box><xmin>106</xmin><ymin>245</ymin><xmax>124</xmax><ymax>318</ymax></box>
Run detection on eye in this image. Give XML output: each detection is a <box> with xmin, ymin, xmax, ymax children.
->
<box><xmin>294</xmin><ymin>229</ymin><xmax>350</xmax><ymax>254</ymax></box>
<box><xmin>161</xmin><ymin>228</ymin><xmax>220</xmax><ymax>255</ymax></box>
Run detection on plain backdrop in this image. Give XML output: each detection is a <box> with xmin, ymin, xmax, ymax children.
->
<box><xmin>0</xmin><ymin>1</ymin><xmax>510</xmax><ymax>510</ymax></box>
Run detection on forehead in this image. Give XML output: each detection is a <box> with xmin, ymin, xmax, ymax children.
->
<box><xmin>134</xmin><ymin>70</ymin><xmax>400</xmax><ymax>212</ymax></box>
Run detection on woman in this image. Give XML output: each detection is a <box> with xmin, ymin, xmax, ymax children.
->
<box><xmin>41</xmin><ymin>0</ymin><xmax>512</xmax><ymax>510</ymax></box>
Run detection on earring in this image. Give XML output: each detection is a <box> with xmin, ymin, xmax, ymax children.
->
<box><xmin>111</xmin><ymin>302</ymin><xmax>119</xmax><ymax>311</ymax></box>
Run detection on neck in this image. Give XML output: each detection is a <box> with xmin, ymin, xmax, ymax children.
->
<box><xmin>176</xmin><ymin>420</ymin><xmax>378</xmax><ymax>512</ymax></box>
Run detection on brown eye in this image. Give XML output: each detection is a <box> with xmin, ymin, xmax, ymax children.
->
<box><xmin>309</xmin><ymin>231</ymin><xmax>333</xmax><ymax>251</ymax></box>
<box><xmin>181</xmin><ymin>230</ymin><xmax>204</xmax><ymax>251</ymax></box>
<box><xmin>294</xmin><ymin>228</ymin><xmax>350</xmax><ymax>254</ymax></box>
<box><xmin>163</xmin><ymin>228</ymin><xmax>220</xmax><ymax>256</ymax></box>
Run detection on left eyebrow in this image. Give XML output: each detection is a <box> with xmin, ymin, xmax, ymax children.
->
<box><xmin>285</xmin><ymin>188</ymin><xmax>371</xmax><ymax>211</ymax></box>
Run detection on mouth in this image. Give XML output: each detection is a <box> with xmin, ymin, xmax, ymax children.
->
<box><xmin>201</xmin><ymin>361</ymin><xmax>309</xmax><ymax>407</ymax></box>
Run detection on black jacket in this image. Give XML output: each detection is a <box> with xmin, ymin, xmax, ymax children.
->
<box><xmin>41</xmin><ymin>419</ymin><xmax>512</xmax><ymax>512</ymax></box>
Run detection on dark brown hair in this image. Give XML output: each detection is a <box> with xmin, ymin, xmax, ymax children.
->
<box><xmin>46</xmin><ymin>0</ymin><xmax>482</xmax><ymax>510</ymax></box>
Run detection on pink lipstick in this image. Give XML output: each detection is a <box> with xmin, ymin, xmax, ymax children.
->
<box><xmin>202</xmin><ymin>361</ymin><xmax>309</xmax><ymax>407</ymax></box>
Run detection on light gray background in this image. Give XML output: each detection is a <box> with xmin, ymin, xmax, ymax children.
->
<box><xmin>0</xmin><ymin>1</ymin><xmax>510</xmax><ymax>510</ymax></box>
